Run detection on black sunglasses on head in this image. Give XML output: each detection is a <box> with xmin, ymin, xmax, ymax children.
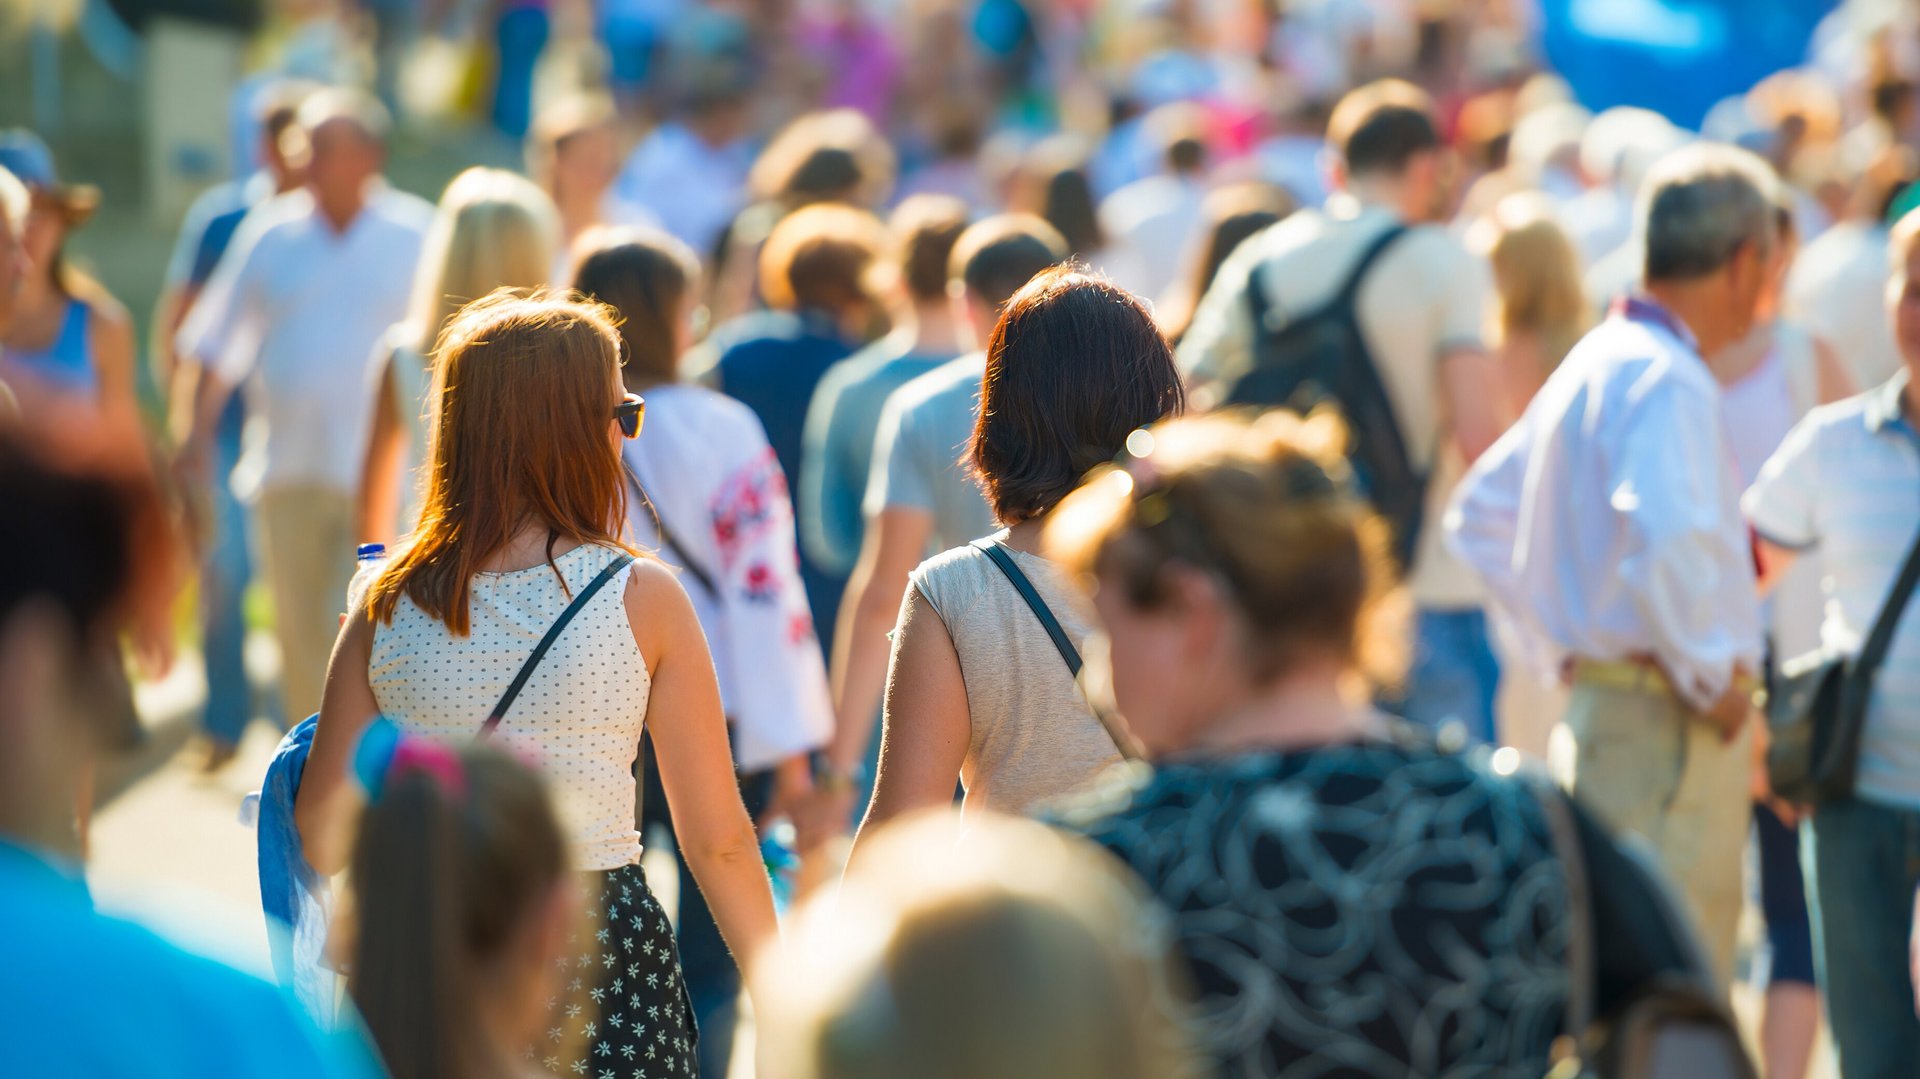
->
<box><xmin>614</xmin><ymin>394</ymin><xmax>645</xmax><ymax>439</ymax></box>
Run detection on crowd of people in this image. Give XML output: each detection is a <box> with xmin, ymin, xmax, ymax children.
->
<box><xmin>7</xmin><ymin>1</ymin><xmax>1920</xmax><ymax>1076</ymax></box>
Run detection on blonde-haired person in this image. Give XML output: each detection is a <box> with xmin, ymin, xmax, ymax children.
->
<box><xmin>756</xmin><ymin>811</ymin><xmax>1196</xmax><ymax>1079</ymax></box>
<box><xmin>1042</xmin><ymin>411</ymin><xmax>1702</xmax><ymax>1076</ymax></box>
<box><xmin>357</xmin><ymin>167</ymin><xmax>559</xmax><ymax>545</ymax></box>
<box><xmin>300</xmin><ymin>291</ymin><xmax>778</xmax><ymax>1078</ymax></box>
<box><xmin>1468</xmin><ymin>192</ymin><xmax>1592</xmax><ymax>411</ymax></box>
<box><xmin>1463</xmin><ymin>193</ymin><xmax>1590</xmax><ymax>757</ymax></box>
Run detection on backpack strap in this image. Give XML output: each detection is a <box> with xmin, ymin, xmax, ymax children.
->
<box><xmin>1334</xmin><ymin>223</ymin><xmax>1409</xmax><ymax>308</ymax></box>
<box><xmin>478</xmin><ymin>553</ymin><xmax>638</xmax><ymax>738</ymax></box>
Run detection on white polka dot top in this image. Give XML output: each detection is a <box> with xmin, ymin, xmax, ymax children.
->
<box><xmin>369</xmin><ymin>543</ymin><xmax>650</xmax><ymax>871</ymax></box>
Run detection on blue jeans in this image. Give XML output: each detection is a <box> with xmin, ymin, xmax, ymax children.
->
<box><xmin>201</xmin><ymin>404</ymin><xmax>253</xmax><ymax>747</ymax></box>
<box><xmin>1390</xmin><ymin>607</ymin><xmax>1500</xmax><ymax>746</ymax></box>
<box><xmin>1804</xmin><ymin>796</ymin><xmax>1920</xmax><ymax>1078</ymax></box>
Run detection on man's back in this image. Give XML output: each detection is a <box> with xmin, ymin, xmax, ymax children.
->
<box><xmin>800</xmin><ymin>333</ymin><xmax>958</xmax><ymax>573</ymax></box>
<box><xmin>866</xmin><ymin>353</ymin><xmax>996</xmax><ymax>553</ymax></box>
<box><xmin>1180</xmin><ymin>203</ymin><xmax>1490</xmax><ymax>604</ymax></box>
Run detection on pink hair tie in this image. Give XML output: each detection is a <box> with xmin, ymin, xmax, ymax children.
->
<box><xmin>389</xmin><ymin>738</ymin><xmax>468</xmax><ymax>799</ymax></box>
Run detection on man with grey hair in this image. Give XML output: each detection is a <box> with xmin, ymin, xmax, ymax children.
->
<box><xmin>1447</xmin><ymin>143</ymin><xmax>1781</xmax><ymax>990</ymax></box>
<box><xmin>174</xmin><ymin>88</ymin><xmax>431</xmax><ymax>724</ymax></box>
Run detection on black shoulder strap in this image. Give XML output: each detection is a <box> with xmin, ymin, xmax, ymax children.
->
<box><xmin>1246</xmin><ymin>221</ymin><xmax>1409</xmax><ymax>333</ymax></box>
<box><xmin>968</xmin><ymin>539</ymin><xmax>1143</xmax><ymax>761</ymax></box>
<box><xmin>1854</xmin><ymin>521</ymin><xmax>1920</xmax><ymax>684</ymax></box>
<box><xmin>1333</xmin><ymin>223</ymin><xmax>1409</xmax><ymax>309</ymax></box>
<box><xmin>479</xmin><ymin>553</ymin><xmax>637</xmax><ymax>738</ymax></box>
<box><xmin>971</xmin><ymin>537</ymin><xmax>1081</xmax><ymax>676</ymax></box>
<box><xmin>624</xmin><ymin>462</ymin><xmax>719</xmax><ymax>601</ymax></box>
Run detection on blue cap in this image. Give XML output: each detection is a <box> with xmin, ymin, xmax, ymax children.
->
<box><xmin>0</xmin><ymin>129</ymin><xmax>98</xmax><ymax>219</ymax></box>
<box><xmin>356</xmin><ymin>542</ymin><xmax>387</xmax><ymax>561</ymax></box>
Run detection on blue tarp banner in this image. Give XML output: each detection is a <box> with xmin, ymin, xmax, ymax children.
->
<box><xmin>1536</xmin><ymin>0</ymin><xmax>1840</xmax><ymax>130</ymax></box>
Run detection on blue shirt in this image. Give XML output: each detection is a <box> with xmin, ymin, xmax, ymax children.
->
<box><xmin>0</xmin><ymin>840</ymin><xmax>375</xmax><ymax>1078</ymax></box>
<box><xmin>702</xmin><ymin>310</ymin><xmax>860</xmax><ymax>639</ymax></box>
<box><xmin>1745</xmin><ymin>371</ymin><xmax>1920</xmax><ymax>811</ymax></box>
<box><xmin>798</xmin><ymin>332</ymin><xmax>959</xmax><ymax>575</ymax></box>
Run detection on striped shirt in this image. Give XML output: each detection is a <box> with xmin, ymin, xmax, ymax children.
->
<box><xmin>1745</xmin><ymin>371</ymin><xmax>1920</xmax><ymax>810</ymax></box>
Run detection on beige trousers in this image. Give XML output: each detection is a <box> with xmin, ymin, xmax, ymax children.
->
<box><xmin>1553</xmin><ymin>680</ymin><xmax>1752</xmax><ymax>990</ymax></box>
<box><xmin>257</xmin><ymin>485</ymin><xmax>356</xmax><ymax>722</ymax></box>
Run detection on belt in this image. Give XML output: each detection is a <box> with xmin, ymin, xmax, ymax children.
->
<box><xmin>1568</xmin><ymin>658</ymin><xmax>1764</xmax><ymax>708</ymax></box>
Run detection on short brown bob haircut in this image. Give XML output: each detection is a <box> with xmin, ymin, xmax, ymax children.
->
<box><xmin>970</xmin><ymin>268</ymin><xmax>1186</xmax><ymax>526</ymax></box>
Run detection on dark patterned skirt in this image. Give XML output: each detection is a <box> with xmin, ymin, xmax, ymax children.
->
<box><xmin>532</xmin><ymin>861</ymin><xmax>700</xmax><ymax>1078</ymax></box>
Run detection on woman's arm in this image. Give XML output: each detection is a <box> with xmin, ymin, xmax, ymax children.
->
<box><xmin>89</xmin><ymin>301</ymin><xmax>141</xmax><ymax>438</ymax></box>
<box><xmin>627</xmin><ymin>560</ymin><xmax>778</xmax><ymax>974</ymax></box>
<box><xmin>356</xmin><ymin>359</ymin><xmax>406</xmax><ymax>547</ymax></box>
<box><xmin>294</xmin><ymin>606</ymin><xmax>381</xmax><ymax>877</ymax></box>
<box><xmin>845</xmin><ymin>583</ymin><xmax>969</xmax><ymax>868</ymax></box>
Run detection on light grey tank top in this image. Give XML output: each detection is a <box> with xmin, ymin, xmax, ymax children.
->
<box><xmin>908</xmin><ymin>533</ymin><xmax>1122</xmax><ymax>816</ymax></box>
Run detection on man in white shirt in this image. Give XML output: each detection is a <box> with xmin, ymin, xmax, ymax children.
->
<box><xmin>175</xmin><ymin>89</ymin><xmax>433</xmax><ymax>722</ymax></box>
<box><xmin>1743</xmin><ymin>207</ymin><xmax>1920</xmax><ymax>1075</ymax></box>
<box><xmin>1181</xmin><ymin>79</ymin><xmax>1507</xmax><ymax>745</ymax></box>
<box><xmin>1098</xmin><ymin>103</ymin><xmax>1211</xmax><ymax>303</ymax></box>
<box><xmin>1448</xmin><ymin>144</ymin><xmax>1779</xmax><ymax>987</ymax></box>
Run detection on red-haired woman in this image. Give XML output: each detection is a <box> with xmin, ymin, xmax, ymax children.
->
<box><xmin>298</xmin><ymin>290</ymin><xmax>777</xmax><ymax>1076</ymax></box>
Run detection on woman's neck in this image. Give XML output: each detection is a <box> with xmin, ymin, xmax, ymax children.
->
<box><xmin>479</xmin><ymin>522</ymin><xmax>578</xmax><ymax>574</ymax></box>
<box><xmin>1002</xmin><ymin>514</ymin><xmax>1049</xmax><ymax>555</ymax></box>
<box><xmin>1186</xmin><ymin>666</ymin><xmax>1376</xmax><ymax>755</ymax></box>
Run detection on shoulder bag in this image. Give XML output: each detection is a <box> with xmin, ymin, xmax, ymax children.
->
<box><xmin>1768</xmin><ymin>523</ymin><xmax>1920</xmax><ymax>803</ymax></box>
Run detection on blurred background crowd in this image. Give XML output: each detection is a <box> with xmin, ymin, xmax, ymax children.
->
<box><xmin>7</xmin><ymin>0</ymin><xmax>1920</xmax><ymax>1077</ymax></box>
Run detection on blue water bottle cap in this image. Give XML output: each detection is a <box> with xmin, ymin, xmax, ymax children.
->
<box><xmin>356</xmin><ymin>542</ymin><xmax>387</xmax><ymax>562</ymax></box>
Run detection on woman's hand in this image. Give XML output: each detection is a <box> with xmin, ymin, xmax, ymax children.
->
<box><xmin>628</xmin><ymin>560</ymin><xmax>779</xmax><ymax>975</ymax></box>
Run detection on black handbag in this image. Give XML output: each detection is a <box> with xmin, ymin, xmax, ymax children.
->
<box><xmin>1767</xmin><ymin>526</ymin><xmax>1920</xmax><ymax>804</ymax></box>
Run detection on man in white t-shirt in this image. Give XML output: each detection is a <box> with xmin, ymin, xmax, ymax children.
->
<box><xmin>1180</xmin><ymin>79</ymin><xmax>1507</xmax><ymax>744</ymax></box>
<box><xmin>1099</xmin><ymin>104</ymin><xmax>1211</xmax><ymax>303</ymax></box>
<box><xmin>175</xmin><ymin>89</ymin><xmax>432</xmax><ymax>722</ymax></box>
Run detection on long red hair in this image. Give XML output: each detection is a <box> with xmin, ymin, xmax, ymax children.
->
<box><xmin>369</xmin><ymin>289</ymin><xmax>635</xmax><ymax>635</ymax></box>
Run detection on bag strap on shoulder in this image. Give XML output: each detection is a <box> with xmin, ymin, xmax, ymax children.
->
<box><xmin>479</xmin><ymin>553</ymin><xmax>637</xmax><ymax>738</ymax></box>
<box><xmin>1853</xmin><ymin>521</ymin><xmax>1920</xmax><ymax>686</ymax></box>
<box><xmin>969</xmin><ymin>538</ymin><xmax>1144</xmax><ymax>761</ymax></box>
<box><xmin>971</xmin><ymin>537</ymin><xmax>1082</xmax><ymax>676</ymax></box>
<box><xmin>1333</xmin><ymin>223</ymin><xmax>1410</xmax><ymax>310</ymax></box>
<box><xmin>625</xmin><ymin>461</ymin><xmax>719</xmax><ymax>601</ymax></box>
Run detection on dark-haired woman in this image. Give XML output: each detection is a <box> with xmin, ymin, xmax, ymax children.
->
<box><xmin>572</xmin><ymin>229</ymin><xmax>831</xmax><ymax>1079</ymax></box>
<box><xmin>847</xmin><ymin>269</ymin><xmax>1185</xmax><ymax>854</ymax></box>
<box><xmin>299</xmin><ymin>290</ymin><xmax>778</xmax><ymax>1077</ymax></box>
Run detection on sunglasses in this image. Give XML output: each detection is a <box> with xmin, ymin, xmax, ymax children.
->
<box><xmin>614</xmin><ymin>394</ymin><xmax>646</xmax><ymax>439</ymax></box>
